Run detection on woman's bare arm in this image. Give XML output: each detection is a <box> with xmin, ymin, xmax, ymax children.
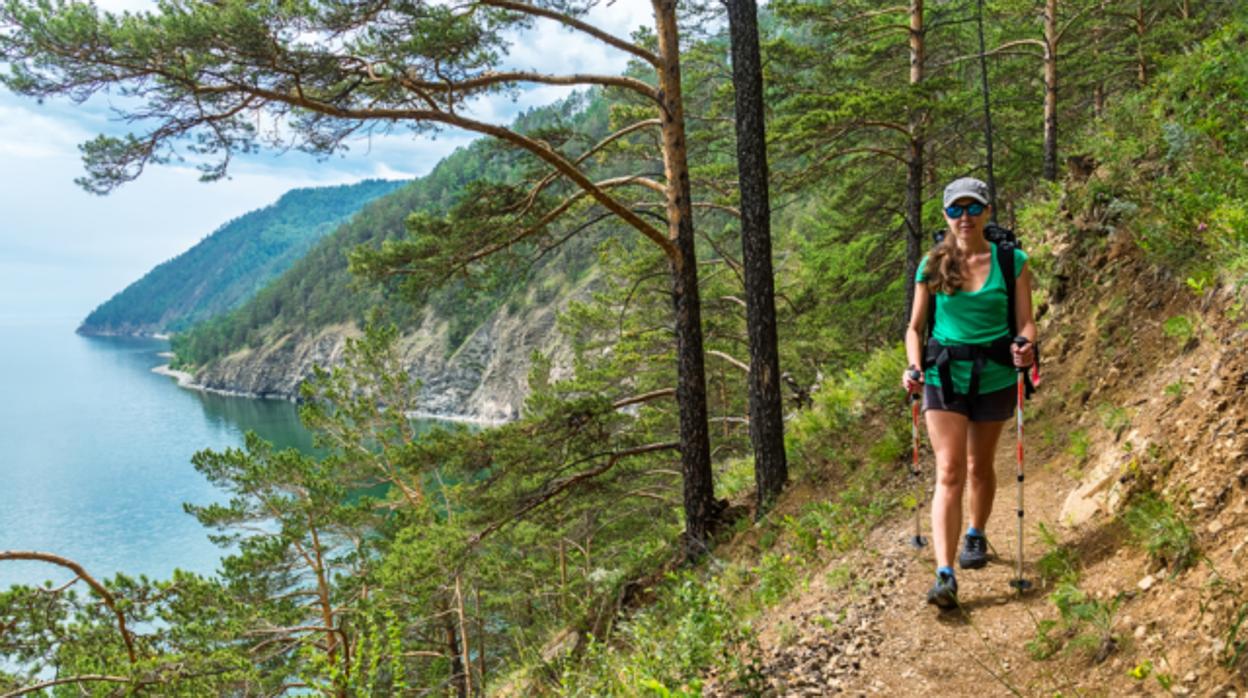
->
<box><xmin>1012</xmin><ymin>263</ymin><xmax>1037</xmax><ymax>366</ymax></box>
<box><xmin>903</xmin><ymin>282</ymin><xmax>931</xmax><ymax>390</ymax></box>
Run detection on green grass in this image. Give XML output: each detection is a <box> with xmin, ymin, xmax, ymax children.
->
<box><xmin>715</xmin><ymin>457</ymin><xmax>756</xmax><ymax>500</ymax></box>
<box><xmin>556</xmin><ymin>571</ymin><xmax>763</xmax><ymax>696</ymax></box>
<box><xmin>1120</xmin><ymin>492</ymin><xmax>1198</xmax><ymax>575</ymax></box>
<box><xmin>825</xmin><ymin>564</ymin><xmax>852</xmax><ymax>591</ymax></box>
<box><xmin>780</xmin><ymin>472</ymin><xmax>892</xmax><ymax>562</ymax></box>
<box><xmin>1224</xmin><ymin>603</ymin><xmax>1248</xmax><ymax>670</ymax></box>
<box><xmin>1162</xmin><ymin>315</ymin><xmax>1195</xmax><ymax>346</ymax></box>
<box><xmin>1035</xmin><ymin>522</ymin><xmax>1080</xmax><ymax>586</ymax></box>
<box><xmin>1066</xmin><ymin>428</ymin><xmax>1092</xmax><ymax>466</ymax></box>
<box><xmin>1029</xmin><ymin>581</ymin><xmax>1125</xmax><ymax>662</ymax></box>
<box><xmin>1096</xmin><ymin>402</ymin><xmax>1131</xmax><ymax>433</ymax></box>
<box><xmin>753</xmin><ymin>552</ymin><xmax>798</xmax><ymax>607</ymax></box>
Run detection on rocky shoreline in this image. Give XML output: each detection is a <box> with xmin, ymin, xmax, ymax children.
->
<box><xmin>146</xmin><ymin>279</ymin><xmax>586</xmax><ymax>425</ymax></box>
<box><xmin>76</xmin><ymin>324</ymin><xmax>168</xmax><ymax>339</ymax></box>
<box><xmin>152</xmin><ymin>362</ymin><xmax>509</xmax><ymax>425</ymax></box>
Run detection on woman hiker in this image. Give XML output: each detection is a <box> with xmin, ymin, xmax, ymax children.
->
<box><xmin>902</xmin><ymin>176</ymin><xmax>1037</xmax><ymax>609</ymax></box>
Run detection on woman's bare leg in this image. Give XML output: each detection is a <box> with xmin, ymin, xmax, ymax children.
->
<box><xmin>966</xmin><ymin>419</ymin><xmax>1008</xmax><ymax>532</ymax></box>
<box><xmin>927</xmin><ymin>409</ymin><xmax>969</xmax><ymax>569</ymax></box>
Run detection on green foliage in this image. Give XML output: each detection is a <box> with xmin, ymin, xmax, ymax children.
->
<box><xmin>1026</xmin><ymin>618</ymin><xmax>1062</xmax><ymax>661</ymax></box>
<box><xmin>716</xmin><ymin>457</ymin><xmax>757</xmax><ymax>500</ymax></box>
<box><xmin>1162</xmin><ymin>314</ymin><xmax>1195</xmax><ymax>346</ymax></box>
<box><xmin>1066</xmin><ymin>428</ymin><xmax>1091</xmax><ymax>465</ymax></box>
<box><xmin>825</xmin><ymin>564</ymin><xmax>853</xmax><ymax>592</ymax></box>
<box><xmin>1031</xmin><ymin>581</ymin><xmax>1125</xmax><ymax>662</ymax></box>
<box><xmin>4</xmin><ymin>2</ymin><xmax>1246</xmax><ymax>695</ymax></box>
<box><xmin>1096</xmin><ymin>402</ymin><xmax>1132</xmax><ymax>433</ymax></box>
<box><xmin>1225</xmin><ymin>603</ymin><xmax>1248</xmax><ymax>670</ymax></box>
<box><xmin>782</xmin><ymin>467</ymin><xmax>893</xmax><ymax>562</ymax></box>
<box><xmin>1121</xmin><ymin>492</ymin><xmax>1198</xmax><ymax>574</ymax></box>
<box><xmin>787</xmin><ymin>345</ymin><xmax>908</xmax><ymax>467</ymax></box>
<box><xmin>753</xmin><ymin>552</ymin><xmax>798</xmax><ymax>607</ymax></box>
<box><xmin>558</xmin><ymin>572</ymin><xmax>762</xmax><ymax>697</ymax></box>
<box><xmin>1035</xmin><ymin>522</ymin><xmax>1080</xmax><ymax>586</ymax></box>
<box><xmin>1028</xmin><ymin>529</ymin><xmax>1106</xmax><ymax>661</ymax></box>
<box><xmin>1076</xmin><ymin>19</ymin><xmax>1248</xmax><ymax>279</ymax></box>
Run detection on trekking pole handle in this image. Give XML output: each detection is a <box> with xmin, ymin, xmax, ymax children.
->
<box><xmin>1012</xmin><ymin>336</ymin><xmax>1031</xmax><ymax>372</ymax></box>
<box><xmin>906</xmin><ymin>367</ymin><xmax>923</xmax><ymax>401</ymax></box>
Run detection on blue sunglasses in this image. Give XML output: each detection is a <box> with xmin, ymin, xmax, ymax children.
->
<box><xmin>945</xmin><ymin>202</ymin><xmax>987</xmax><ymax>218</ymax></box>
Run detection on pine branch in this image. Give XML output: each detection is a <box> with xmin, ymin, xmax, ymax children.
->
<box><xmin>467</xmin><ymin>442</ymin><xmax>680</xmax><ymax>545</ymax></box>
<box><xmin>0</xmin><ymin>551</ymin><xmax>138</xmax><ymax>665</ymax></box>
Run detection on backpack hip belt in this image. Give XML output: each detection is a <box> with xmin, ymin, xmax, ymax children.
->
<box><xmin>923</xmin><ymin>336</ymin><xmax>1036</xmax><ymax>404</ymax></box>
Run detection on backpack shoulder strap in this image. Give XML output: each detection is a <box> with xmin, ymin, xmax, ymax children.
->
<box><xmin>926</xmin><ymin>294</ymin><xmax>935</xmax><ymax>339</ymax></box>
<box><xmin>999</xmin><ymin>243</ymin><xmax>1017</xmax><ymax>339</ymax></box>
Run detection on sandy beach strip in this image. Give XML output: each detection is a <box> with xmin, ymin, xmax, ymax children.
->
<box><xmin>151</xmin><ymin>363</ymin><xmax>196</xmax><ymax>388</ymax></box>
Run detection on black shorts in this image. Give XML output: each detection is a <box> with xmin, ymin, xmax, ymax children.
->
<box><xmin>923</xmin><ymin>384</ymin><xmax>1016</xmax><ymax>422</ymax></box>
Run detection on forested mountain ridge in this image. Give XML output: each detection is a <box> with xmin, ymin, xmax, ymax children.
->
<box><xmin>170</xmin><ymin>92</ymin><xmax>608</xmax><ymax>368</ymax></box>
<box><xmin>166</xmin><ymin>93</ymin><xmax>611</xmax><ymax>418</ymax></box>
<box><xmin>78</xmin><ymin>178</ymin><xmax>405</xmax><ymax>336</ymax></box>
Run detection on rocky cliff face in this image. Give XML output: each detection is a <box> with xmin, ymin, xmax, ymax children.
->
<box><xmin>190</xmin><ymin>283</ymin><xmax>581</xmax><ymax>423</ymax></box>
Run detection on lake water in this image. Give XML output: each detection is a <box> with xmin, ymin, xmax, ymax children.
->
<box><xmin>0</xmin><ymin>318</ymin><xmax>319</xmax><ymax>588</ymax></box>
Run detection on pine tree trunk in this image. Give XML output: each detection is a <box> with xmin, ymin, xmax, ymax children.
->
<box><xmin>723</xmin><ymin>0</ymin><xmax>788</xmax><ymax>515</ymax></box>
<box><xmin>905</xmin><ymin>0</ymin><xmax>925</xmax><ymax>316</ymax></box>
<box><xmin>1093</xmin><ymin>0</ymin><xmax>1105</xmax><ymax>119</ymax></box>
<box><xmin>654</xmin><ymin>0</ymin><xmax>717</xmax><ymax>560</ymax></box>
<box><xmin>1042</xmin><ymin>0</ymin><xmax>1058</xmax><ymax>181</ymax></box>
<box><xmin>454</xmin><ymin>576</ymin><xmax>473</xmax><ymax>697</ymax></box>
<box><xmin>446</xmin><ymin>619</ymin><xmax>467</xmax><ymax>698</ymax></box>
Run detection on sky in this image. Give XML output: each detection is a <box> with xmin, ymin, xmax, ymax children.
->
<box><xmin>0</xmin><ymin>0</ymin><xmax>645</xmax><ymax>323</ymax></box>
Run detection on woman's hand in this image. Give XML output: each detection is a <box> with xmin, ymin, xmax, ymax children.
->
<box><xmin>902</xmin><ymin>366</ymin><xmax>924</xmax><ymax>394</ymax></box>
<box><xmin>1011</xmin><ymin>339</ymin><xmax>1036</xmax><ymax>368</ymax></box>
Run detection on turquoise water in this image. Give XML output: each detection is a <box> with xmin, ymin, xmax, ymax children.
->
<box><xmin>0</xmin><ymin>319</ymin><xmax>318</xmax><ymax>588</ymax></box>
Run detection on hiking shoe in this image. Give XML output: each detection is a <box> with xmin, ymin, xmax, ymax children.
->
<box><xmin>926</xmin><ymin>571</ymin><xmax>958</xmax><ymax>609</ymax></box>
<box><xmin>958</xmin><ymin>532</ymin><xmax>989</xmax><ymax>570</ymax></box>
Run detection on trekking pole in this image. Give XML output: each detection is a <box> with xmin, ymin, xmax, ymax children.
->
<box><xmin>908</xmin><ymin>371</ymin><xmax>927</xmax><ymax>549</ymax></box>
<box><xmin>1009</xmin><ymin>337</ymin><xmax>1033</xmax><ymax>592</ymax></box>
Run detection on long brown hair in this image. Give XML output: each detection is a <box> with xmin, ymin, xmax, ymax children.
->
<box><xmin>924</xmin><ymin>239</ymin><xmax>967</xmax><ymax>295</ymax></box>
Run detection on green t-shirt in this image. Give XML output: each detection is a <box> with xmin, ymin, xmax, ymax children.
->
<box><xmin>916</xmin><ymin>243</ymin><xmax>1028</xmax><ymax>394</ymax></box>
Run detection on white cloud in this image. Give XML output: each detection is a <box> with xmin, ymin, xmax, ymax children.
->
<box><xmin>0</xmin><ymin>104</ymin><xmax>89</xmax><ymax>157</ymax></box>
<box><xmin>502</xmin><ymin>2</ymin><xmax>645</xmax><ymax>76</ymax></box>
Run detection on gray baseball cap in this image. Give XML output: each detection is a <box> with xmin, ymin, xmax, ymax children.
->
<box><xmin>943</xmin><ymin>177</ymin><xmax>991</xmax><ymax>208</ymax></box>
